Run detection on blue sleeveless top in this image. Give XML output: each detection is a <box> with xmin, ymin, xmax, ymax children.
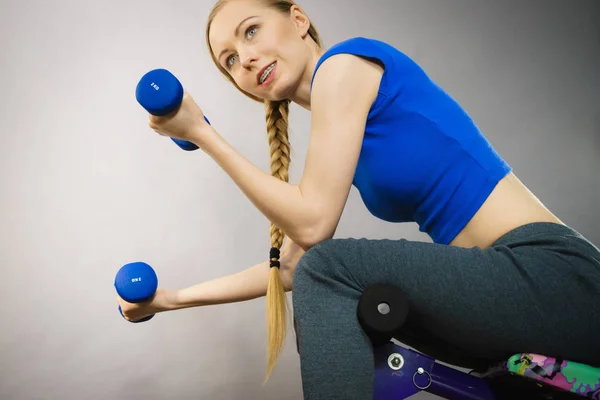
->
<box><xmin>311</xmin><ymin>37</ymin><xmax>512</xmax><ymax>244</ymax></box>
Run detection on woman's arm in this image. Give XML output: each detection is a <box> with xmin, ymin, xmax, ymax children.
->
<box><xmin>174</xmin><ymin>259</ymin><xmax>274</xmax><ymax>308</ymax></box>
<box><xmin>117</xmin><ymin>239</ymin><xmax>305</xmax><ymax>321</ymax></box>
<box><xmin>189</xmin><ymin>55</ymin><xmax>383</xmax><ymax>250</ymax></box>
<box><xmin>173</xmin><ymin>237</ymin><xmax>305</xmax><ymax>308</ymax></box>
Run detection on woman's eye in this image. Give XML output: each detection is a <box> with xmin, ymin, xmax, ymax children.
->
<box><xmin>246</xmin><ymin>25</ymin><xmax>258</xmax><ymax>39</ymax></box>
<box><xmin>226</xmin><ymin>54</ymin><xmax>238</xmax><ymax>68</ymax></box>
<box><xmin>225</xmin><ymin>25</ymin><xmax>258</xmax><ymax>68</ymax></box>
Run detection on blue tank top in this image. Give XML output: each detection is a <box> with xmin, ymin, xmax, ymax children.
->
<box><xmin>311</xmin><ymin>37</ymin><xmax>512</xmax><ymax>244</ymax></box>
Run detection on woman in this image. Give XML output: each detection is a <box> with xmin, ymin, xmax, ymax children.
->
<box><xmin>119</xmin><ymin>0</ymin><xmax>600</xmax><ymax>398</ymax></box>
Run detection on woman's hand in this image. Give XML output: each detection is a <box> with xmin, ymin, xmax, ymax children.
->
<box><xmin>117</xmin><ymin>288</ymin><xmax>175</xmax><ymax>322</ymax></box>
<box><xmin>148</xmin><ymin>91</ymin><xmax>211</xmax><ymax>146</ymax></box>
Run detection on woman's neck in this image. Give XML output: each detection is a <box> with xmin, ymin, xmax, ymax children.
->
<box><xmin>290</xmin><ymin>44</ymin><xmax>326</xmax><ymax>110</ymax></box>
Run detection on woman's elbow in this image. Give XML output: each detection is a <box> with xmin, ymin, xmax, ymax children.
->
<box><xmin>295</xmin><ymin>223</ymin><xmax>335</xmax><ymax>252</ymax></box>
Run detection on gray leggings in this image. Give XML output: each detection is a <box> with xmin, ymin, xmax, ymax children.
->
<box><xmin>291</xmin><ymin>222</ymin><xmax>600</xmax><ymax>399</ymax></box>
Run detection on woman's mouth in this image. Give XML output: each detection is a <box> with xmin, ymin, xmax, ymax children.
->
<box><xmin>258</xmin><ymin>62</ymin><xmax>277</xmax><ymax>86</ymax></box>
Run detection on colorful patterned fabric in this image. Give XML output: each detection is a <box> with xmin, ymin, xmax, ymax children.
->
<box><xmin>506</xmin><ymin>353</ymin><xmax>600</xmax><ymax>397</ymax></box>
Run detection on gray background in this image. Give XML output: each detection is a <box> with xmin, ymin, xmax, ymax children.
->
<box><xmin>1</xmin><ymin>0</ymin><xmax>598</xmax><ymax>399</ymax></box>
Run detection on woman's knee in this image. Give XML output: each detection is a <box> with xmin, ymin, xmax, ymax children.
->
<box><xmin>293</xmin><ymin>239</ymin><xmax>354</xmax><ymax>287</ymax></box>
<box><xmin>293</xmin><ymin>239</ymin><xmax>332</xmax><ymax>294</ymax></box>
<box><xmin>292</xmin><ymin>238</ymin><xmax>365</xmax><ymax>312</ymax></box>
<box><xmin>292</xmin><ymin>240</ymin><xmax>341</xmax><ymax>337</ymax></box>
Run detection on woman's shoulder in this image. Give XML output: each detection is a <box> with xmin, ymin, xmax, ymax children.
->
<box><xmin>312</xmin><ymin>37</ymin><xmax>418</xmax><ymax>85</ymax></box>
<box><xmin>311</xmin><ymin>36</ymin><xmax>422</xmax><ymax>101</ymax></box>
<box><xmin>321</xmin><ymin>36</ymin><xmax>415</xmax><ymax>64</ymax></box>
<box><xmin>326</xmin><ymin>36</ymin><xmax>397</xmax><ymax>52</ymax></box>
<box><xmin>312</xmin><ymin>38</ymin><xmax>382</xmax><ymax>84</ymax></box>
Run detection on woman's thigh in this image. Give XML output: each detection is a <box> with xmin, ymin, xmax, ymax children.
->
<box><xmin>292</xmin><ymin>235</ymin><xmax>600</xmax><ymax>367</ymax></box>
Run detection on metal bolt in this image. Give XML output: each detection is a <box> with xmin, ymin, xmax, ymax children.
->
<box><xmin>387</xmin><ymin>353</ymin><xmax>404</xmax><ymax>370</ymax></box>
<box><xmin>377</xmin><ymin>302</ymin><xmax>391</xmax><ymax>315</ymax></box>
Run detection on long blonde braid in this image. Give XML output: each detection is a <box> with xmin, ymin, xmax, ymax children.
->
<box><xmin>264</xmin><ymin>98</ymin><xmax>291</xmax><ymax>382</ymax></box>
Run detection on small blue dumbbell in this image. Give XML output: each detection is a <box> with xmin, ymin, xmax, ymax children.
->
<box><xmin>135</xmin><ymin>68</ymin><xmax>210</xmax><ymax>151</ymax></box>
<box><xmin>114</xmin><ymin>262</ymin><xmax>158</xmax><ymax>323</ymax></box>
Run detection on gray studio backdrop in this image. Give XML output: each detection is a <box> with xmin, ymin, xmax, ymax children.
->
<box><xmin>1</xmin><ymin>0</ymin><xmax>598</xmax><ymax>399</ymax></box>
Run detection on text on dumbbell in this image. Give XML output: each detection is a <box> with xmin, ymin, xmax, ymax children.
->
<box><xmin>150</xmin><ymin>82</ymin><xmax>160</xmax><ymax>91</ymax></box>
<box><xmin>131</xmin><ymin>277</ymin><xmax>142</xmax><ymax>283</ymax></box>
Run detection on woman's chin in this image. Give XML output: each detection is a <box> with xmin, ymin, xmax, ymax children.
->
<box><xmin>261</xmin><ymin>79</ymin><xmax>295</xmax><ymax>103</ymax></box>
<box><xmin>260</xmin><ymin>92</ymin><xmax>289</xmax><ymax>103</ymax></box>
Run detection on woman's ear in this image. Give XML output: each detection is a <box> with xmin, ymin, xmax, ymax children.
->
<box><xmin>289</xmin><ymin>5</ymin><xmax>311</xmax><ymax>37</ymax></box>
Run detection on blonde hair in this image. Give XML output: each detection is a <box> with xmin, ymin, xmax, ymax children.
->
<box><xmin>206</xmin><ymin>0</ymin><xmax>322</xmax><ymax>383</ymax></box>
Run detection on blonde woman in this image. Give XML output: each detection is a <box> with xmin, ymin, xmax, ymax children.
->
<box><xmin>119</xmin><ymin>1</ymin><xmax>600</xmax><ymax>398</ymax></box>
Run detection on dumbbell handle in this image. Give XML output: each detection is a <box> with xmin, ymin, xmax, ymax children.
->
<box><xmin>135</xmin><ymin>69</ymin><xmax>210</xmax><ymax>151</ymax></box>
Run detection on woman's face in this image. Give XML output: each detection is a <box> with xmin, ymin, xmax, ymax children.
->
<box><xmin>208</xmin><ymin>0</ymin><xmax>312</xmax><ymax>101</ymax></box>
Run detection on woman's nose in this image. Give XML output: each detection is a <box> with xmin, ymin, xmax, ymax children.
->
<box><xmin>240</xmin><ymin>52</ymin><xmax>258</xmax><ymax>69</ymax></box>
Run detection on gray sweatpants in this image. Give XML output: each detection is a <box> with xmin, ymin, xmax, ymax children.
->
<box><xmin>291</xmin><ymin>222</ymin><xmax>600</xmax><ymax>399</ymax></box>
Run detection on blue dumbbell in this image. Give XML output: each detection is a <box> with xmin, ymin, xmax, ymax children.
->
<box><xmin>114</xmin><ymin>262</ymin><xmax>158</xmax><ymax>323</ymax></box>
<box><xmin>135</xmin><ymin>68</ymin><xmax>210</xmax><ymax>151</ymax></box>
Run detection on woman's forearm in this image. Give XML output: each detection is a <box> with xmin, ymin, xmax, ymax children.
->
<box><xmin>194</xmin><ymin>128</ymin><xmax>318</xmax><ymax>247</ymax></box>
<box><xmin>160</xmin><ymin>239</ymin><xmax>303</xmax><ymax>313</ymax></box>
<box><xmin>170</xmin><ymin>260</ymin><xmax>272</xmax><ymax>310</ymax></box>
